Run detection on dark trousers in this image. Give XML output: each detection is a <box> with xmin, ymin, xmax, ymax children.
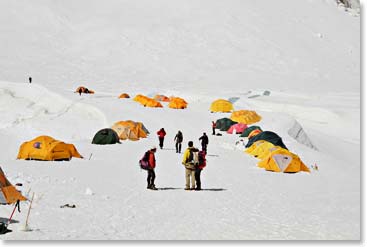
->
<box><xmin>201</xmin><ymin>143</ymin><xmax>207</xmax><ymax>152</ymax></box>
<box><xmin>159</xmin><ymin>137</ymin><xmax>164</xmax><ymax>149</ymax></box>
<box><xmin>147</xmin><ymin>169</ymin><xmax>155</xmax><ymax>186</ymax></box>
<box><xmin>175</xmin><ymin>142</ymin><xmax>182</xmax><ymax>153</ymax></box>
<box><xmin>212</xmin><ymin>127</ymin><xmax>215</xmax><ymax>135</ymax></box>
<box><xmin>195</xmin><ymin>168</ymin><xmax>202</xmax><ymax>189</ymax></box>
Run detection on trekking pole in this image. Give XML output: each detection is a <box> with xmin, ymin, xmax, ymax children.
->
<box><xmin>89</xmin><ymin>153</ymin><xmax>93</xmax><ymax>160</ymax></box>
<box><xmin>6</xmin><ymin>200</ymin><xmax>20</xmax><ymax>226</ymax></box>
<box><xmin>22</xmin><ymin>192</ymin><xmax>35</xmax><ymax>231</ymax></box>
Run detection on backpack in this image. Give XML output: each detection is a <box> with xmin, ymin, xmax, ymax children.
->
<box><xmin>139</xmin><ymin>151</ymin><xmax>150</xmax><ymax>170</ymax></box>
<box><xmin>198</xmin><ymin>151</ymin><xmax>206</xmax><ymax>166</ymax></box>
<box><xmin>187</xmin><ymin>149</ymin><xmax>199</xmax><ymax>165</ymax></box>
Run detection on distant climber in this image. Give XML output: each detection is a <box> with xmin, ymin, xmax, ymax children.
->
<box><xmin>157</xmin><ymin>128</ymin><xmax>166</xmax><ymax>149</ymax></box>
<box><xmin>212</xmin><ymin>121</ymin><xmax>216</xmax><ymax>135</ymax></box>
<box><xmin>174</xmin><ymin>130</ymin><xmax>183</xmax><ymax>153</ymax></box>
<box><xmin>199</xmin><ymin>132</ymin><xmax>209</xmax><ymax>152</ymax></box>
<box><xmin>29</xmin><ymin>77</ymin><xmax>32</xmax><ymax>84</ymax></box>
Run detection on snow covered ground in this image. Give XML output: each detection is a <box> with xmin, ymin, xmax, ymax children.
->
<box><xmin>0</xmin><ymin>0</ymin><xmax>361</xmax><ymax>243</ymax></box>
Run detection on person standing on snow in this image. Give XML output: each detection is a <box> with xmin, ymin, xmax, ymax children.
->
<box><xmin>195</xmin><ymin>150</ymin><xmax>206</xmax><ymax>191</ymax></box>
<box><xmin>212</xmin><ymin>121</ymin><xmax>216</xmax><ymax>135</ymax></box>
<box><xmin>199</xmin><ymin>132</ymin><xmax>209</xmax><ymax>153</ymax></box>
<box><xmin>29</xmin><ymin>77</ymin><xmax>32</xmax><ymax>83</ymax></box>
<box><xmin>144</xmin><ymin>147</ymin><xmax>158</xmax><ymax>190</ymax></box>
<box><xmin>157</xmin><ymin>128</ymin><xmax>166</xmax><ymax>149</ymax></box>
<box><xmin>174</xmin><ymin>130</ymin><xmax>183</xmax><ymax>153</ymax></box>
<box><xmin>182</xmin><ymin>141</ymin><xmax>199</xmax><ymax>190</ymax></box>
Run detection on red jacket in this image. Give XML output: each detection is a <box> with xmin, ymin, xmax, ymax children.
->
<box><xmin>148</xmin><ymin>151</ymin><xmax>156</xmax><ymax>169</ymax></box>
<box><xmin>157</xmin><ymin>129</ymin><xmax>166</xmax><ymax>138</ymax></box>
<box><xmin>212</xmin><ymin>122</ymin><xmax>216</xmax><ymax>128</ymax></box>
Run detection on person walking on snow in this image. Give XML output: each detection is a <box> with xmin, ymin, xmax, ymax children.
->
<box><xmin>157</xmin><ymin>128</ymin><xmax>166</xmax><ymax>149</ymax></box>
<box><xmin>199</xmin><ymin>132</ymin><xmax>209</xmax><ymax>153</ymax></box>
<box><xmin>144</xmin><ymin>147</ymin><xmax>158</xmax><ymax>190</ymax></box>
<box><xmin>212</xmin><ymin>121</ymin><xmax>216</xmax><ymax>135</ymax></box>
<box><xmin>182</xmin><ymin>141</ymin><xmax>199</xmax><ymax>190</ymax></box>
<box><xmin>29</xmin><ymin>77</ymin><xmax>32</xmax><ymax>84</ymax></box>
<box><xmin>174</xmin><ymin>130</ymin><xmax>183</xmax><ymax>153</ymax></box>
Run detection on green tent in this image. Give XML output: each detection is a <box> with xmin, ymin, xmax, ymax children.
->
<box><xmin>92</xmin><ymin>128</ymin><xmax>120</xmax><ymax>145</ymax></box>
<box><xmin>245</xmin><ymin>131</ymin><xmax>288</xmax><ymax>150</ymax></box>
<box><xmin>215</xmin><ymin>118</ymin><xmax>237</xmax><ymax>131</ymax></box>
<box><xmin>240</xmin><ymin>125</ymin><xmax>262</xmax><ymax>137</ymax></box>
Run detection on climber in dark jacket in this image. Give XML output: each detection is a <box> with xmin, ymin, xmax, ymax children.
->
<box><xmin>199</xmin><ymin>132</ymin><xmax>209</xmax><ymax>152</ymax></box>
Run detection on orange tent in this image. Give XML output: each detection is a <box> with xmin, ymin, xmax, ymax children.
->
<box><xmin>257</xmin><ymin>148</ymin><xmax>310</xmax><ymax>173</ymax></box>
<box><xmin>154</xmin><ymin>95</ymin><xmax>170</xmax><ymax>102</ymax></box>
<box><xmin>75</xmin><ymin>86</ymin><xmax>95</xmax><ymax>94</ymax></box>
<box><xmin>111</xmin><ymin>121</ymin><xmax>149</xmax><ymax>141</ymax></box>
<box><xmin>168</xmin><ymin>97</ymin><xmax>188</xmax><ymax>109</ymax></box>
<box><xmin>230</xmin><ymin>110</ymin><xmax>261</xmax><ymax>124</ymax></box>
<box><xmin>118</xmin><ymin>93</ymin><xmax>130</xmax><ymax>99</ymax></box>
<box><xmin>133</xmin><ymin>95</ymin><xmax>163</xmax><ymax>107</ymax></box>
<box><xmin>0</xmin><ymin>167</ymin><xmax>27</xmax><ymax>204</ymax></box>
<box><xmin>133</xmin><ymin>94</ymin><xmax>147</xmax><ymax>102</ymax></box>
<box><xmin>17</xmin><ymin>136</ymin><xmax>83</xmax><ymax>161</ymax></box>
<box><xmin>144</xmin><ymin>98</ymin><xmax>163</xmax><ymax>108</ymax></box>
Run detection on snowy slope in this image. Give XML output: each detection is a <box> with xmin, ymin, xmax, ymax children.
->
<box><xmin>0</xmin><ymin>0</ymin><xmax>360</xmax><ymax>241</ymax></box>
<box><xmin>0</xmin><ymin>0</ymin><xmax>359</xmax><ymax>93</ymax></box>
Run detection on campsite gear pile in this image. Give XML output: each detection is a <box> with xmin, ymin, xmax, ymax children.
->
<box><xmin>75</xmin><ymin>86</ymin><xmax>95</xmax><ymax>94</ymax></box>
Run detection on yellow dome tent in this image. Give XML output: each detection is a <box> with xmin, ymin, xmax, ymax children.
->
<box><xmin>0</xmin><ymin>167</ymin><xmax>27</xmax><ymax>204</ymax></box>
<box><xmin>210</xmin><ymin>99</ymin><xmax>234</xmax><ymax>112</ymax></box>
<box><xmin>17</xmin><ymin>136</ymin><xmax>83</xmax><ymax>161</ymax></box>
<box><xmin>257</xmin><ymin>148</ymin><xmax>310</xmax><ymax>173</ymax></box>
<box><xmin>230</xmin><ymin>110</ymin><xmax>261</xmax><ymax>124</ymax></box>
<box><xmin>111</xmin><ymin>121</ymin><xmax>148</xmax><ymax>141</ymax></box>
<box><xmin>168</xmin><ymin>97</ymin><xmax>187</xmax><ymax>109</ymax></box>
<box><xmin>245</xmin><ymin>140</ymin><xmax>282</xmax><ymax>160</ymax></box>
<box><xmin>118</xmin><ymin>93</ymin><xmax>130</xmax><ymax>99</ymax></box>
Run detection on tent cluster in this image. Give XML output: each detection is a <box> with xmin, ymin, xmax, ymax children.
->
<box><xmin>243</xmin><ymin>129</ymin><xmax>310</xmax><ymax>173</ymax></box>
<box><xmin>75</xmin><ymin>86</ymin><xmax>95</xmax><ymax>94</ymax></box>
<box><xmin>92</xmin><ymin>120</ymin><xmax>150</xmax><ymax>144</ymax></box>
<box><xmin>133</xmin><ymin>94</ymin><xmax>188</xmax><ymax>109</ymax></box>
<box><xmin>213</xmin><ymin>114</ymin><xmax>309</xmax><ymax>173</ymax></box>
